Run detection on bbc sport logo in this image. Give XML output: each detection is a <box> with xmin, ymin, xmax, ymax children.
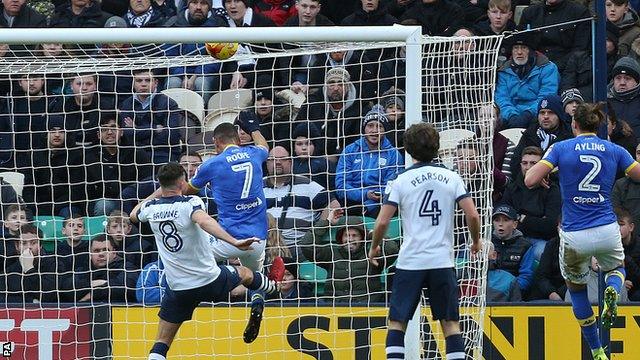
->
<box><xmin>2</xmin><ymin>342</ymin><xmax>14</xmax><ymax>357</ymax></box>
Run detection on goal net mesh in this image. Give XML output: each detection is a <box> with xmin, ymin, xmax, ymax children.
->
<box><xmin>0</xmin><ymin>33</ymin><xmax>500</xmax><ymax>359</ymax></box>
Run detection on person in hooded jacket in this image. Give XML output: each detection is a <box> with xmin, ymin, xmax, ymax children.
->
<box><xmin>51</xmin><ymin>0</ymin><xmax>111</xmax><ymax>27</ymax></box>
<box><xmin>607</xmin><ymin>0</ymin><xmax>640</xmax><ymax>57</ymax></box>
<box><xmin>607</xmin><ymin>56</ymin><xmax>640</xmax><ymax>139</ymax></box>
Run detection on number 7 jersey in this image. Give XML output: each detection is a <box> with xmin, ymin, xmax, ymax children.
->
<box><xmin>540</xmin><ymin>134</ymin><xmax>638</xmax><ymax>232</ymax></box>
<box><xmin>384</xmin><ymin>163</ymin><xmax>469</xmax><ymax>270</ymax></box>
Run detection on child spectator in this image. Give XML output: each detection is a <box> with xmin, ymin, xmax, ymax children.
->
<box><xmin>106</xmin><ymin>210</ymin><xmax>156</xmax><ymax>269</ymax></box>
<box><xmin>616</xmin><ymin>207</ymin><xmax>640</xmax><ymax>300</ymax></box>
<box><xmin>1</xmin><ymin>204</ymin><xmax>30</xmax><ymax>272</ymax></box>
<box><xmin>266</xmin><ymin>256</ymin><xmax>313</xmax><ymax>303</ymax></box>
<box><xmin>473</xmin><ymin>0</ymin><xmax>516</xmax><ymax>64</ymax></box>
<box><xmin>56</xmin><ymin>212</ymin><xmax>90</xmax><ymax>272</ymax></box>
<box><xmin>486</xmin><ymin>241</ymin><xmax>521</xmax><ymax>302</ymax></box>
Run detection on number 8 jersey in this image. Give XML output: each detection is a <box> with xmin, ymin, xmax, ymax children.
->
<box><xmin>540</xmin><ymin>134</ymin><xmax>638</xmax><ymax>232</ymax></box>
<box><xmin>384</xmin><ymin>163</ymin><xmax>469</xmax><ymax>270</ymax></box>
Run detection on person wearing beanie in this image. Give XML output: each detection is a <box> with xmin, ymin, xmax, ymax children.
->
<box><xmin>560</xmin><ymin>88</ymin><xmax>584</xmax><ymax>117</ymax></box>
<box><xmin>224</xmin><ymin>0</ymin><xmax>275</xmax><ymax>26</ymax></box>
<box><xmin>382</xmin><ymin>91</ymin><xmax>406</xmax><ymax>150</ymax></box>
<box><xmin>335</xmin><ymin>108</ymin><xmax>403</xmax><ymax>217</ymax></box>
<box><xmin>291</xmin><ymin>122</ymin><xmax>335</xmax><ymax>191</ymax></box>
<box><xmin>495</xmin><ymin>32</ymin><xmax>560</xmax><ymax>129</ymax></box>
<box><xmin>509</xmin><ymin>95</ymin><xmax>573</xmax><ymax>180</ymax></box>
<box><xmin>608</xmin><ymin>56</ymin><xmax>640</xmax><ymax>139</ymax></box>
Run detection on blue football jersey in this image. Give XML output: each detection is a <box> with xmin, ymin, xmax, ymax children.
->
<box><xmin>541</xmin><ymin>134</ymin><xmax>638</xmax><ymax>232</ymax></box>
<box><xmin>189</xmin><ymin>145</ymin><xmax>268</xmax><ymax>239</ymax></box>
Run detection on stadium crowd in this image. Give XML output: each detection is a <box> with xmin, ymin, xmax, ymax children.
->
<box><xmin>1</xmin><ymin>0</ymin><xmax>640</xmax><ymax>305</ymax></box>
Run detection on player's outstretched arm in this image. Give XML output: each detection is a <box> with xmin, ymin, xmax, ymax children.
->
<box><xmin>524</xmin><ymin>162</ymin><xmax>552</xmax><ymax>189</ymax></box>
<box><xmin>237</xmin><ymin>110</ymin><xmax>269</xmax><ymax>151</ymax></box>
<box><xmin>250</xmin><ymin>129</ymin><xmax>269</xmax><ymax>152</ymax></box>
<box><xmin>458</xmin><ymin>197</ymin><xmax>481</xmax><ymax>254</ymax></box>
<box><xmin>369</xmin><ymin>204</ymin><xmax>397</xmax><ymax>266</ymax></box>
<box><xmin>191</xmin><ymin>209</ymin><xmax>258</xmax><ymax>250</ymax></box>
<box><xmin>129</xmin><ymin>200</ymin><xmax>147</xmax><ymax>223</ymax></box>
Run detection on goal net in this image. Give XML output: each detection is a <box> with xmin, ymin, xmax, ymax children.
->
<box><xmin>0</xmin><ymin>27</ymin><xmax>500</xmax><ymax>359</ymax></box>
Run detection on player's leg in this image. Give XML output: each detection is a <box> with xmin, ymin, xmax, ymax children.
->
<box><xmin>150</xmin><ymin>287</ymin><xmax>199</xmax><ymax>360</ymax></box>
<box><xmin>428</xmin><ymin>268</ymin><xmax>464</xmax><ymax>360</ymax></box>
<box><xmin>593</xmin><ymin>222</ymin><xmax>626</xmax><ymax>329</ymax></box>
<box><xmin>148</xmin><ymin>319</ymin><xmax>182</xmax><ymax>360</ymax></box>
<box><xmin>560</xmin><ymin>228</ymin><xmax>606</xmax><ymax>360</ymax></box>
<box><xmin>386</xmin><ymin>269</ymin><xmax>429</xmax><ymax>360</ymax></box>
<box><xmin>236</xmin><ymin>242</ymin><xmax>271</xmax><ymax>344</ymax></box>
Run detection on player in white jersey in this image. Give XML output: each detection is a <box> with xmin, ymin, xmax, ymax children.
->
<box><xmin>369</xmin><ymin>123</ymin><xmax>481</xmax><ymax>360</ymax></box>
<box><xmin>130</xmin><ymin>163</ymin><xmax>285</xmax><ymax>360</ymax></box>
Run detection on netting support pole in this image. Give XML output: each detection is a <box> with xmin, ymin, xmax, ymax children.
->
<box><xmin>403</xmin><ymin>27</ymin><xmax>424</xmax><ymax>360</ymax></box>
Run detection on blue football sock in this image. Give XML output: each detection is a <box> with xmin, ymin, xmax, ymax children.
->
<box><xmin>386</xmin><ymin>329</ymin><xmax>404</xmax><ymax>359</ymax></box>
<box><xmin>569</xmin><ymin>288</ymin><xmax>601</xmax><ymax>351</ymax></box>
<box><xmin>149</xmin><ymin>342</ymin><xmax>169</xmax><ymax>359</ymax></box>
<box><xmin>445</xmin><ymin>333</ymin><xmax>465</xmax><ymax>359</ymax></box>
<box><xmin>248</xmin><ymin>272</ymin><xmax>276</xmax><ymax>294</ymax></box>
<box><xmin>605</xmin><ymin>267</ymin><xmax>625</xmax><ymax>294</ymax></box>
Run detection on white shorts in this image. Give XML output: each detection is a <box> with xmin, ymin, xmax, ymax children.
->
<box><xmin>209</xmin><ymin>236</ymin><xmax>266</xmax><ymax>272</ymax></box>
<box><xmin>559</xmin><ymin>222</ymin><xmax>624</xmax><ymax>285</ymax></box>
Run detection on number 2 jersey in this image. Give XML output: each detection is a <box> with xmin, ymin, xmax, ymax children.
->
<box><xmin>137</xmin><ymin>195</ymin><xmax>220</xmax><ymax>291</ymax></box>
<box><xmin>540</xmin><ymin>134</ymin><xmax>638</xmax><ymax>232</ymax></box>
<box><xmin>384</xmin><ymin>163</ymin><xmax>469</xmax><ymax>270</ymax></box>
<box><xmin>189</xmin><ymin>144</ymin><xmax>268</xmax><ymax>240</ymax></box>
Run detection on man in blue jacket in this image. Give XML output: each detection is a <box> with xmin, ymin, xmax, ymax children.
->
<box><xmin>495</xmin><ymin>33</ymin><xmax>560</xmax><ymax>129</ymax></box>
<box><xmin>335</xmin><ymin>107</ymin><xmax>403</xmax><ymax>217</ymax></box>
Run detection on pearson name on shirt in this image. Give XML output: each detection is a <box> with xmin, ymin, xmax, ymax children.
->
<box><xmin>575</xmin><ymin>142</ymin><xmax>605</xmax><ymax>152</ymax></box>
<box><xmin>152</xmin><ymin>210</ymin><xmax>178</xmax><ymax>221</ymax></box>
<box><xmin>411</xmin><ymin>172</ymin><xmax>450</xmax><ymax>187</ymax></box>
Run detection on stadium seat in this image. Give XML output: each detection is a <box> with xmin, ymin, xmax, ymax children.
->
<box><xmin>161</xmin><ymin>88</ymin><xmax>205</xmax><ymax>125</ymax></box>
<box><xmin>298</xmin><ymin>261</ymin><xmax>328</xmax><ymax>296</ymax></box>
<box><xmin>514</xmin><ymin>5</ymin><xmax>528</xmax><ymax>24</ymax></box>
<box><xmin>84</xmin><ymin>215</ymin><xmax>109</xmax><ymax>239</ymax></box>
<box><xmin>438</xmin><ymin>128</ymin><xmax>476</xmax><ymax>169</ymax></box>
<box><xmin>202</xmin><ymin>109</ymin><xmax>241</xmax><ymax>132</ymax></box>
<box><xmin>499</xmin><ymin>127</ymin><xmax>525</xmax><ymax>146</ymax></box>
<box><xmin>33</xmin><ymin>215</ymin><xmax>65</xmax><ymax>253</ymax></box>
<box><xmin>207</xmin><ymin>88</ymin><xmax>252</xmax><ymax>114</ymax></box>
<box><xmin>0</xmin><ymin>171</ymin><xmax>25</xmax><ymax>197</ymax></box>
<box><xmin>363</xmin><ymin>216</ymin><xmax>402</xmax><ymax>240</ymax></box>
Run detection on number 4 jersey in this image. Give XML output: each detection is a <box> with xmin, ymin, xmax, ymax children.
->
<box><xmin>190</xmin><ymin>145</ymin><xmax>268</xmax><ymax>240</ymax></box>
<box><xmin>384</xmin><ymin>163</ymin><xmax>469</xmax><ymax>270</ymax></box>
<box><xmin>540</xmin><ymin>134</ymin><xmax>638</xmax><ymax>232</ymax></box>
<box><xmin>137</xmin><ymin>195</ymin><xmax>221</xmax><ymax>291</ymax></box>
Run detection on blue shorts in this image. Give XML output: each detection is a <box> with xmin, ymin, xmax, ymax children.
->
<box><xmin>389</xmin><ymin>268</ymin><xmax>459</xmax><ymax>323</ymax></box>
<box><xmin>159</xmin><ymin>266</ymin><xmax>242</xmax><ymax>324</ymax></box>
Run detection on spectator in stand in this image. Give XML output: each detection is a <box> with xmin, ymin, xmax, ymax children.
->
<box><xmin>0</xmin><ymin>204</ymin><xmax>29</xmax><ymax>272</ymax></box>
<box><xmin>74</xmin><ymin>234</ymin><xmax>139</xmax><ymax>303</ymax></box>
<box><xmin>124</xmin><ymin>0</ymin><xmax>176</xmax><ymax>27</ymax></box>
<box><xmin>106</xmin><ymin>210</ymin><xmax>156</xmax><ymax>269</ymax></box>
<box><xmin>491</xmin><ymin>204</ymin><xmax>536</xmax><ymax>294</ymax></box>
<box><xmin>607</xmin><ymin>57</ymin><xmax>640</xmax><ymax>139</ymax></box>
<box><xmin>474</xmin><ymin>0</ymin><xmax>516</xmax><ymax>66</ymax></box>
<box><xmin>253</xmin><ymin>88</ymin><xmax>289</xmax><ymax>148</ymax></box>
<box><xmin>491</xmin><ymin>105</ymin><xmax>516</xmax><ymax>202</ymax></box>
<box><xmin>85</xmin><ymin>113</ymin><xmax>153</xmax><ymax>216</ymax></box>
<box><xmin>0</xmin><ymin>0</ymin><xmax>47</xmax><ymax>28</ymax></box>
<box><xmin>135</xmin><ymin>259</ymin><xmax>167</xmax><ymax>304</ymax></box>
<box><xmin>266</xmin><ymin>256</ymin><xmax>313</xmax><ymax>303</ymax></box>
<box><xmin>381</xmin><ymin>88</ymin><xmax>405</xmax><ymax>151</ymax></box>
<box><xmin>300</xmin><ymin>209</ymin><xmax>399</xmax><ymax>304</ymax></box>
<box><xmin>319</xmin><ymin>0</ymin><xmax>357</xmax><ymax>24</ymax></box>
<box><xmin>341</xmin><ymin>0</ymin><xmax>396</xmax><ymax>27</ymax></box>
<box><xmin>291</xmin><ymin>122</ymin><xmax>335</xmax><ymax>192</ymax></box>
<box><xmin>607</xmin><ymin>0</ymin><xmax>640</xmax><ymax>57</ymax></box>
<box><xmin>49</xmin><ymin>73</ymin><xmax>116</xmax><ymax>147</ymax></box>
<box><xmin>179</xmin><ymin>151</ymin><xmax>217</xmax><ymax>214</ymax></box>
<box><xmin>607</xmin><ymin>103</ymin><xmax>638</xmax><ymax>159</ymax></box>
<box><xmin>296</xmin><ymin>67</ymin><xmax>369</xmax><ymax>159</ymax></box>
<box><xmin>495</xmin><ymin>33</ymin><xmax>560</xmax><ymax>129</ymax></box>
<box><xmin>399</xmin><ymin>0</ymin><xmax>464</xmax><ymax>36</ymax></box>
<box><xmin>252</xmin><ymin>0</ymin><xmax>296</xmax><ymax>26</ymax></box>
<box><xmin>529</xmin><ymin>235</ymin><xmax>566</xmax><ymax>301</ymax></box>
<box><xmin>0</xmin><ymin>224</ymin><xmax>69</xmax><ymax>304</ymax></box>
<box><xmin>509</xmin><ymin>95</ymin><xmax>573</xmax><ymax>178</ymax></box>
<box><xmin>97</xmin><ymin>17</ymin><xmax>136</xmax><ymax>105</ymax></box>
<box><xmin>51</xmin><ymin>0</ymin><xmax>111</xmax><ymax>27</ymax></box>
<box><xmin>387</xmin><ymin>0</ymin><xmax>416</xmax><ymax>19</ymax></box>
<box><xmin>616</xmin><ymin>207</ymin><xmax>640</xmax><ymax>300</ymax></box>
<box><xmin>56</xmin><ymin>212</ymin><xmax>90</xmax><ymax>271</ymax></box>
<box><xmin>486</xmin><ymin>241</ymin><xmax>521</xmax><ymax>302</ymax></box>
<box><xmin>613</xmin><ymin>143</ymin><xmax>640</xmax><ymax>226</ymax></box>
<box><xmin>518</xmin><ymin>0</ymin><xmax>591</xmax><ymax>73</ymax></box>
<box><xmin>284</xmin><ymin>0</ymin><xmax>331</xmax><ymax>26</ymax></box>
<box><xmin>335</xmin><ymin>108</ymin><xmax>403</xmax><ymax>217</ymax></box>
<box><xmin>263</xmin><ymin>146</ymin><xmax>331</xmax><ymax>252</ymax></box>
<box><xmin>165</xmin><ymin>0</ymin><xmax>227</xmax><ymax>104</ymax></box>
<box><xmin>502</xmin><ymin>146</ymin><xmax>561</xmax><ymax>259</ymax></box>
<box><xmin>119</xmin><ymin>69</ymin><xmax>184</xmax><ymax>165</ymax></box>
<box><xmin>0</xmin><ymin>98</ymin><xmax>11</xmax><ymax>170</ymax></box>
<box><xmin>24</xmin><ymin>116</ymin><xmax>86</xmax><ymax>217</ymax></box>
<box><xmin>264</xmin><ymin>213</ymin><xmax>292</xmax><ymax>265</ymax></box>
<box><xmin>560</xmin><ymin>88</ymin><xmax>584</xmax><ymax>118</ymax></box>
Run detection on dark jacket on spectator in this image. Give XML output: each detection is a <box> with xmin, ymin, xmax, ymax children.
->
<box><xmin>51</xmin><ymin>0</ymin><xmax>111</xmax><ymax>27</ymax></box>
<box><xmin>252</xmin><ymin>0</ymin><xmax>297</xmax><ymax>26</ymax></box>
<box><xmin>493</xmin><ymin>131</ymin><xmax>510</xmax><ymax>203</ymax></box>
<box><xmin>501</xmin><ymin>172</ymin><xmax>562</xmax><ymax>240</ymax></box>
<box><xmin>74</xmin><ymin>256</ymin><xmax>139</xmax><ymax>303</ymax></box>
<box><xmin>610</xmin><ymin>9</ymin><xmax>640</xmax><ymax>57</ymax></box>
<box><xmin>492</xmin><ymin>229</ymin><xmax>535</xmax><ymax>292</ymax></box>
<box><xmin>400</xmin><ymin>0</ymin><xmax>464</xmax><ymax>36</ymax></box>
<box><xmin>0</xmin><ymin>2</ymin><xmax>47</xmax><ymax>28</ymax></box>
<box><xmin>529</xmin><ymin>237</ymin><xmax>566</xmax><ymax>301</ymax></box>
<box><xmin>487</xmin><ymin>267</ymin><xmax>521</xmax><ymax>302</ymax></box>
<box><xmin>609</xmin><ymin>120</ymin><xmax>639</xmax><ymax>160</ymax></box>
<box><xmin>0</xmin><ymin>228</ymin><xmax>19</xmax><ymax>272</ymax></box>
<box><xmin>48</xmin><ymin>95</ymin><xmax>116</xmax><ymax>147</ymax></box>
<box><xmin>124</xmin><ymin>3</ymin><xmax>175</xmax><ymax>27</ymax></box>
<box><xmin>0</xmin><ymin>253</ymin><xmax>68</xmax><ymax>303</ymax></box>
<box><xmin>283</xmin><ymin>12</ymin><xmax>333</xmax><ymax>27</ymax></box>
<box><xmin>613</xmin><ymin>177</ymin><xmax>640</xmax><ymax>228</ymax></box>
<box><xmin>340</xmin><ymin>6</ymin><xmax>396</xmax><ymax>27</ymax></box>
<box><xmin>560</xmin><ymin>50</ymin><xmax>594</xmax><ymax>102</ymax></box>
<box><xmin>320</xmin><ymin>0</ymin><xmax>358</xmax><ymax>24</ymax></box>
<box><xmin>0</xmin><ymin>107</ymin><xmax>13</xmax><ymax>168</ymax></box>
<box><xmin>387</xmin><ymin>0</ymin><xmax>417</xmax><ymax>18</ymax></box>
<box><xmin>112</xmin><ymin>234</ymin><xmax>156</xmax><ymax>270</ymax></box>
<box><xmin>56</xmin><ymin>240</ymin><xmax>90</xmax><ymax>272</ymax></box>
<box><xmin>1</xmin><ymin>95</ymin><xmax>51</xmax><ymax>168</ymax></box>
<box><xmin>607</xmin><ymin>83</ymin><xmax>640</xmax><ymax>140</ymax></box>
<box><xmin>518</xmin><ymin>0</ymin><xmax>591</xmax><ymax>72</ymax></box>
<box><xmin>624</xmin><ymin>231</ymin><xmax>640</xmax><ymax>300</ymax></box>
<box><xmin>509</xmin><ymin>121</ymin><xmax>573</xmax><ymax>178</ymax></box>
<box><xmin>473</xmin><ymin>17</ymin><xmax>516</xmax><ymax>63</ymax></box>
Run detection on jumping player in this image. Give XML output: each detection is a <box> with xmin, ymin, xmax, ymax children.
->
<box><xmin>369</xmin><ymin>122</ymin><xmax>481</xmax><ymax>360</ymax></box>
<box><xmin>525</xmin><ymin>103</ymin><xmax>640</xmax><ymax>360</ymax></box>
<box><xmin>131</xmin><ymin>162</ymin><xmax>284</xmax><ymax>360</ymax></box>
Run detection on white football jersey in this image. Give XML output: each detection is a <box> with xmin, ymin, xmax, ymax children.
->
<box><xmin>384</xmin><ymin>163</ymin><xmax>469</xmax><ymax>270</ymax></box>
<box><xmin>137</xmin><ymin>195</ymin><xmax>221</xmax><ymax>291</ymax></box>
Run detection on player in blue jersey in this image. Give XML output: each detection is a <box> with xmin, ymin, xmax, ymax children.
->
<box><xmin>525</xmin><ymin>103</ymin><xmax>640</xmax><ymax>360</ymax></box>
<box><xmin>182</xmin><ymin>111</ymin><xmax>270</xmax><ymax>344</ymax></box>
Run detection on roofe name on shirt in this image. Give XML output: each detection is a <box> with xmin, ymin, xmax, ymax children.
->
<box><xmin>226</xmin><ymin>152</ymin><xmax>250</xmax><ymax>163</ymax></box>
<box><xmin>574</xmin><ymin>142</ymin><xmax>605</xmax><ymax>152</ymax></box>
<box><xmin>411</xmin><ymin>172</ymin><xmax>449</xmax><ymax>187</ymax></box>
<box><xmin>152</xmin><ymin>209</ymin><xmax>179</xmax><ymax>221</ymax></box>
